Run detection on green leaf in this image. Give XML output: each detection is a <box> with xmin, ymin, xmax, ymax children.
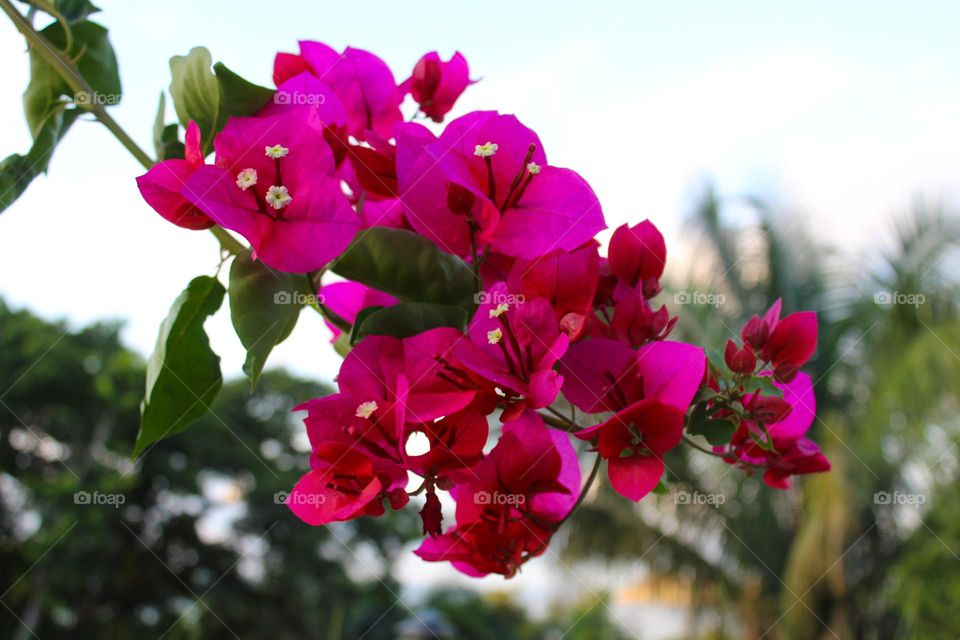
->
<box><xmin>687</xmin><ymin>400</ymin><xmax>738</xmax><ymax>446</ymax></box>
<box><xmin>23</xmin><ymin>20</ymin><xmax>120</xmax><ymax>137</ymax></box>
<box><xmin>151</xmin><ymin>93</ymin><xmax>184</xmax><ymax>161</ymax></box>
<box><xmin>213</xmin><ymin>61</ymin><xmax>275</xmax><ymax>130</ymax></box>
<box><xmin>159</xmin><ymin>125</ymin><xmax>185</xmax><ymax>161</ymax></box>
<box><xmin>688</xmin><ymin>417</ymin><xmax>737</xmax><ymax>446</ymax></box>
<box><xmin>687</xmin><ymin>402</ymin><xmax>708</xmax><ymax>431</ymax></box>
<box><xmin>652</xmin><ymin>477</ymin><xmax>669</xmax><ymax>495</ymax></box>
<box><xmin>168</xmin><ymin>47</ymin><xmax>218</xmax><ymax>149</ymax></box>
<box><xmin>742</xmin><ymin>375</ymin><xmax>783</xmax><ymax>398</ymax></box>
<box><xmin>134</xmin><ymin>276</ymin><xmax>225</xmax><ymax>457</ymax></box>
<box><xmin>228</xmin><ymin>252</ymin><xmax>305</xmax><ymax>388</ymax></box>
<box><xmin>350</xmin><ymin>302</ymin><xmax>468</xmax><ymax>344</ymax></box>
<box><xmin>152</xmin><ymin>92</ymin><xmax>165</xmax><ymax>157</ymax></box>
<box><xmin>332</xmin><ymin>332</ymin><xmax>352</xmax><ymax>358</ymax></box>
<box><xmin>0</xmin><ymin>105</ymin><xmax>79</xmax><ymax>214</ymax></box>
<box><xmin>693</xmin><ymin>386</ymin><xmax>719</xmax><ymax>404</ymax></box>
<box><xmin>51</xmin><ymin>0</ymin><xmax>100</xmax><ymax>23</ymax></box>
<box><xmin>347</xmin><ymin>305</ymin><xmax>386</xmax><ymax>346</ymax></box>
<box><xmin>705</xmin><ymin>347</ymin><xmax>726</xmax><ymax>372</ymax></box>
<box><xmin>331</xmin><ymin>228</ymin><xmax>476</xmax><ymax>309</ymax></box>
<box><xmin>20</xmin><ymin>0</ymin><xmax>101</xmax><ymax>23</ymax></box>
<box><xmin>169</xmin><ymin>48</ymin><xmax>274</xmax><ymax>154</ymax></box>
<box><xmin>749</xmin><ymin>428</ymin><xmax>777</xmax><ymax>453</ymax></box>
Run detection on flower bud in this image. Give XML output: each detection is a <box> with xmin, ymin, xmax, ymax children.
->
<box><xmin>724</xmin><ymin>339</ymin><xmax>757</xmax><ymax>374</ymax></box>
<box><xmin>419</xmin><ymin>488</ymin><xmax>443</xmax><ymax>536</ymax></box>
<box><xmin>406</xmin><ymin>52</ymin><xmax>472</xmax><ymax>122</ymax></box>
<box><xmin>608</xmin><ymin>220</ymin><xmax>667</xmax><ymax>288</ymax></box>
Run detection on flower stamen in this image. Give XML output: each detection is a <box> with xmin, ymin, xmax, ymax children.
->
<box><xmin>489</xmin><ymin>303</ymin><xmax>510</xmax><ymax>318</ymax></box>
<box><xmin>236</xmin><ymin>168</ymin><xmax>258</xmax><ymax>190</ymax></box>
<box><xmin>355</xmin><ymin>400</ymin><xmax>379</xmax><ymax>419</ymax></box>
<box><xmin>265</xmin><ymin>185</ymin><xmax>293</xmax><ymax>210</ymax></box>
<box><xmin>265</xmin><ymin>144</ymin><xmax>289</xmax><ymax>159</ymax></box>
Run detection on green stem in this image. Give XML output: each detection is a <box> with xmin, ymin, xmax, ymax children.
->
<box><xmin>1</xmin><ymin>0</ymin><xmax>152</xmax><ymax>167</ymax></box>
<box><xmin>682</xmin><ymin>434</ymin><xmax>721</xmax><ymax>456</ymax></box>
<box><xmin>210</xmin><ymin>227</ymin><xmax>245</xmax><ymax>255</ymax></box>
<box><xmin>318</xmin><ymin>304</ymin><xmax>351</xmax><ymax>333</ymax></box>
<box><xmin>559</xmin><ymin>453</ymin><xmax>602</xmax><ymax>528</ymax></box>
<box><xmin>521</xmin><ymin>453</ymin><xmax>602</xmax><ymax>564</ymax></box>
<box><xmin>683</xmin><ymin>434</ymin><xmax>765</xmax><ymax>468</ymax></box>
<box><xmin>538</xmin><ymin>407</ymin><xmax>582</xmax><ymax>432</ymax></box>
<box><xmin>0</xmin><ymin>0</ymin><xmax>244</xmax><ymax>255</ymax></box>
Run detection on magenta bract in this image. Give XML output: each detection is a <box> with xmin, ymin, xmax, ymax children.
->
<box><xmin>134</xmin><ymin>40</ymin><xmax>832</xmax><ymax>578</ymax></box>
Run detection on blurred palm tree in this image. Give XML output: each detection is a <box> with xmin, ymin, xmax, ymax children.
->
<box><xmin>563</xmin><ymin>186</ymin><xmax>960</xmax><ymax>639</ymax></box>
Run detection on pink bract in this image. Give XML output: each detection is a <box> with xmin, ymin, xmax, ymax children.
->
<box><xmin>183</xmin><ymin>109</ymin><xmax>359</xmax><ymax>273</ymax></box>
<box><xmin>274</xmin><ymin>41</ymin><xmax>403</xmax><ymax>139</ymax></box>
<box><xmin>397</xmin><ymin>111</ymin><xmax>605</xmax><ymax>259</ymax></box>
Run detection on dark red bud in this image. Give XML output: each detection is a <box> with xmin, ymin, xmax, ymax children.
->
<box><xmin>420</xmin><ymin>488</ymin><xmax>443</xmax><ymax>536</ymax></box>
<box><xmin>746</xmin><ymin>394</ymin><xmax>792</xmax><ymax>424</ymax></box>
<box><xmin>323</xmin><ymin>123</ymin><xmax>350</xmax><ymax>168</ymax></box>
<box><xmin>724</xmin><ymin>339</ymin><xmax>758</xmax><ymax>374</ymax></box>
<box><xmin>412</xmin><ymin>57</ymin><xmax>442</xmax><ymax>102</ymax></box>
<box><xmin>741</xmin><ymin>315</ymin><xmax>769</xmax><ymax>350</ymax></box>
<box><xmin>447</xmin><ymin>182</ymin><xmax>477</xmax><ymax>217</ymax></box>
<box><xmin>388</xmin><ymin>487</ymin><xmax>410</xmax><ymax>510</ymax></box>
<box><xmin>348</xmin><ymin>144</ymin><xmax>398</xmax><ymax>199</ymax></box>
<box><xmin>641</xmin><ymin>276</ymin><xmax>662</xmax><ymax>299</ymax></box>
<box><xmin>773</xmin><ymin>363</ymin><xmax>800</xmax><ymax>383</ymax></box>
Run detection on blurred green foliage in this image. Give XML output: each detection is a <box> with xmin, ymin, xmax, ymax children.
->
<box><xmin>0</xmin><ymin>300</ymin><xmax>412</xmax><ymax>639</ymax></box>
<box><xmin>563</xmin><ymin>191</ymin><xmax>960</xmax><ymax>639</ymax></box>
<box><xmin>2</xmin><ymin>193</ymin><xmax>958</xmax><ymax>639</ymax></box>
<box><xmin>0</xmin><ymin>299</ymin><xmax>630</xmax><ymax>639</ymax></box>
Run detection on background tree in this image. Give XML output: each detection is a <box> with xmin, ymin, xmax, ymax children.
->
<box><xmin>0</xmin><ymin>300</ymin><xmax>414</xmax><ymax>639</ymax></box>
<box><xmin>563</xmin><ymin>188</ymin><xmax>960</xmax><ymax>639</ymax></box>
<box><xmin>0</xmin><ymin>299</ymin><xmax>632</xmax><ymax>639</ymax></box>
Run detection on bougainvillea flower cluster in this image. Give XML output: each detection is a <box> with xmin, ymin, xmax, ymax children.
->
<box><xmin>136</xmin><ymin>41</ymin><xmax>831</xmax><ymax>578</ymax></box>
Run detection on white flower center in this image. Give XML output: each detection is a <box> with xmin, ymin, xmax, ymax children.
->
<box><xmin>526</xmin><ymin>162</ymin><xmax>541</xmax><ymax>175</ymax></box>
<box><xmin>265</xmin><ymin>185</ymin><xmax>293</xmax><ymax>210</ymax></box>
<box><xmin>235</xmin><ymin>168</ymin><xmax>258</xmax><ymax>190</ymax></box>
<box><xmin>487</xmin><ymin>328</ymin><xmax>503</xmax><ymax>345</ymax></box>
<box><xmin>474</xmin><ymin>141</ymin><xmax>498</xmax><ymax>157</ymax></box>
<box><xmin>265</xmin><ymin>144</ymin><xmax>289</xmax><ymax>159</ymax></box>
<box><xmin>355</xmin><ymin>400</ymin><xmax>378</xmax><ymax>419</ymax></box>
<box><xmin>489</xmin><ymin>303</ymin><xmax>510</xmax><ymax>318</ymax></box>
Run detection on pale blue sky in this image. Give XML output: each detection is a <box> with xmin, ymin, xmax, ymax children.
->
<box><xmin>2</xmin><ymin>0</ymin><xmax>958</xmax><ymax>386</ymax></box>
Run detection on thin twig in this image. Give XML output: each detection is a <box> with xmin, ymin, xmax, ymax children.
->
<box><xmin>0</xmin><ymin>0</ymin><xmax>245</xmax><ymax>255</ymax></box>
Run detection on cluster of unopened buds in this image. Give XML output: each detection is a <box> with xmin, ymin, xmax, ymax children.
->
<box><xmin>137</xmin><ymin>41</ymin><xmax>830</xmax><ymax>578</ymax></box>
